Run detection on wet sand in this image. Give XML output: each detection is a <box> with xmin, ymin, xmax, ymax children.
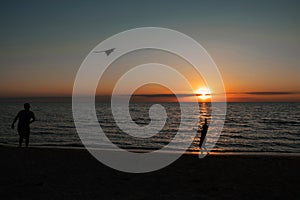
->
<box><xmin>0</xmin><ymin>146</ymin><xmax>299</xmax><ymax>199</ymax></box>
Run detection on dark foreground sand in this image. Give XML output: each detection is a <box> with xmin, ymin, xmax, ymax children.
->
<box><xmin>0</xmin><ymin>147</ymin><xmax>299</xmax><ymax>200</ymax></box>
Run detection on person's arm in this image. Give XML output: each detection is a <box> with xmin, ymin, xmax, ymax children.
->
<box><xmin>11</xmin><ymin>112</ymin><xmax>20</xmax><ymax>129</ymax></box>
<box><xmin>30</xmin><ymin>112</ymin><xmax>36</xmax><ymax>124</ymax></box>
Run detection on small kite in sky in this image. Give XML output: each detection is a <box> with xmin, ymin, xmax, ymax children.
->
<box><xmin>93</xmin><ymin>48</ymin><xmax>115</xmax><ymax>56</ymax></box>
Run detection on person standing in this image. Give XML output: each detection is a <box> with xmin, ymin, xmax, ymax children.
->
<box><xmin>199</xmin><ymin>118</ymin><xmax>209</xmax><ymax>156</ymax></box>
<box><xmin>11</xmin><ymin>103</ymin><xmax>36</xmax><ymax>147</ymax></box>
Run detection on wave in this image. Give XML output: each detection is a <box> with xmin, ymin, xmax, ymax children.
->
<box><xmin>262</xmin><ymin>118</ymin><xmax>300</xmax><ymax>125</ymax></box>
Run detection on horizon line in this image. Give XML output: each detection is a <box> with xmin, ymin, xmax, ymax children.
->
<box><xmin>0</xmin><ymin>96</ymin><xmax>299</xmax><ymax>103</ymax></box>
<box><xmin>1</xmin><ymin>90</ymin><xmax>300</xmax><ymax>98</ymax></box>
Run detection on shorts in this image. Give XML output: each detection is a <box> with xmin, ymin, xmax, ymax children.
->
<box><xmin>18</xmin><ymin>127</ymin><xmax>30</xmax><ymax>138</ymax></box>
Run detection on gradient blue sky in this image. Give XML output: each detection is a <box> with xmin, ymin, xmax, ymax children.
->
<box><xmin>0</xmin><ymin>0</ymin><xmax>299</xmax><ymax>101</ymax></box>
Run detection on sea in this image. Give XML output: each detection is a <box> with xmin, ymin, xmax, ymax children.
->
<box><xmin>0</xmin><ymin>101</ymin><xmax>299</xmax><ymax>153</ymax></box>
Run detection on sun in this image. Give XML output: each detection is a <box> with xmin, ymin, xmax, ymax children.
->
<box><xmin>195</xmin><ymin>87</ymin><xmax>211</xmax><ymax>100</ymax></box>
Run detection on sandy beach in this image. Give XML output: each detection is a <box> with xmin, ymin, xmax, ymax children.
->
<box><xmin>0</xmin><ymin>146</ymin><xmax>299</xmax><ymax>200</ymax></box>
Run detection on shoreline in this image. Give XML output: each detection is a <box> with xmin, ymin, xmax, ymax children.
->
<box><xmin>1</xmin><ymin>144</ymin><xmax>299</xmax><ymax>157</ymax></box>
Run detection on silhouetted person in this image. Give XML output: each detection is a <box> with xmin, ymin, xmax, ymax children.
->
<box><xmin>11</xmin><ymin>103</ymin><xmax>36</xmax><ymax>147</ymax></box>
<box><xmin>199</xmin><ymin>118</ymin><xmax>209</xmax><ymax>156</ymax></box>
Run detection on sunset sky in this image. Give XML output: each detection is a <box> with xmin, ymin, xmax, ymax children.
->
<box><xmin>0</xmin><ymin>0</ymin><xmax>299</xmax><ymax>102</ymax></box>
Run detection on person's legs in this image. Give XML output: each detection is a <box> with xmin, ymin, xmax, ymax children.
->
<box><xmin>24</xmin><ymin>130</ymin><xmax>30</xmax><ymax>148</ymax></box>
<box><xmin>18</xmin><ymin>128</ymin><xmax>30</xmax><ymax>147</ymax></box>
<box><xmin>18</xmin><ymin>134</ymin><xmax>23</xmax><ymax>147</ymax></box>
<box><xmin>202</xmin><ymin>138</ymin><xmax>209</xmax><ymax>154</ymax></box>
<box><xmin>25</xmin><ymin>135</ymin><xmax>29</xmax><ymax>147</ymax></box>
<box><xmin>199</xmin><ymin>137</ymin><xmax>204</xmax><ymax>148</ymax></box>
<box><xmin>199</xmin><ymin>138</ymin><xmax>209</xmax><ymax>156</ymax></box>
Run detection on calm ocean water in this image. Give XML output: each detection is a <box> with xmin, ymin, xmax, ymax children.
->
<box><xmin>0</xmin><ymin>102</ymin><xmax>299</xmax><ymax>153</ymax></box>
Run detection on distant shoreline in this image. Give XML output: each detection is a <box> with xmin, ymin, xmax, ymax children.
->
<box><xmin>1</xmin><ymin>144</ymin><xmax>299</xmax><ymax>156</ymax></box>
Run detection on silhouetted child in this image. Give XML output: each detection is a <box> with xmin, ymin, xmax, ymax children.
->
<box><xmin>199</xmin><ymin>118</ymin><xmax>209</xmax><ymax>156</ymax></box>
<box><xmin>11</xmin><ymin>103</ymin><xmax>35</xmax><ymax>147</ymax></box>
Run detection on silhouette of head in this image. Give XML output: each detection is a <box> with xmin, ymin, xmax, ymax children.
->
<box><xmin>204</xmin><ymin>118</ymin><xmax>207</xmax><ymax>124</ymax></box>
<box><xmin>24</xmin><ymin>103</ymin><xmax>30</xmax><ymax>111</ymax></box>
